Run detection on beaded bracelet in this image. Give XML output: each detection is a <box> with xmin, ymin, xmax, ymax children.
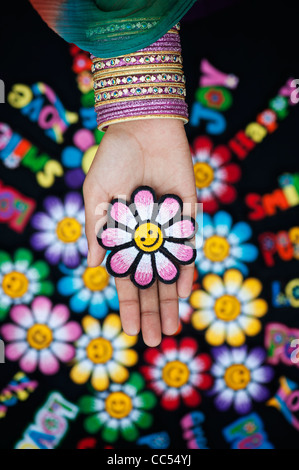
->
<box><xmin>91</xmin><ymin>23</ymin><xmax>188</xmax><ymax>131</ymax></box>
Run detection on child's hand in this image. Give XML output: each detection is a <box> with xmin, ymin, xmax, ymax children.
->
<box><xmin>83</xmin><ymin>119</ymin><xmax>197</xmax><ymax>347</ymax></box>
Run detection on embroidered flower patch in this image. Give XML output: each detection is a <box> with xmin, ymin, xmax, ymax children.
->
<box><xmin>97</xmin><ymin>186</ymin><xmax>197</xmax><ymax>289</ymax></box>
<box><xmin>190</xmin><ymin>269</ymin><xmax>268</xmax><ymax>346</ymax></box>
<box><xmin>141</xmin><ymin>337</ymin><xmax>213</xmax><ymax>410</ymax></box>
<box><xmin>30</xmin><ymin>192</ymin><xmax>87</xmax><ymax>268</ymax></box>
<box><xmin>209</xmin><ymin>346</ymin><xmax>274</xmax><ymax>415</ymax></box>
<box><xmin>191</xmin><ymin>136</ymin><xmax>241</xmax><ymax>213</ymax></box>
<box><xmin>1</xmin><ymin>296</ymin><xmax>81</xmax><ymax>375</ymax></box>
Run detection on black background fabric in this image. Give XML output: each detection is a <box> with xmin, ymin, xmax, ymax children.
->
<box><xmin>0</xmin><ymin>0</ymin><xmax>299</xmax><ymax>449</ymax></box>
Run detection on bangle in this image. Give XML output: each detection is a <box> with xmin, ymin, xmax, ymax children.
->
<box><xmin>91</xmin><ymin>23</ymin><xmax>188</xmax><ymax>131</ymax></box>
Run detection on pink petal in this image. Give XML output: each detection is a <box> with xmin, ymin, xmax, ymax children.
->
<box><xmin>154</xmin><ymin>252</ymin><xmax>178</xmax><ymax>282</ymax></box>
<box><xmin>133</xmin><ymin>188</ymin><xmax>155</xmax><ymax>221</ymax></box>
<box><xmin>156</xmin><ymin>197</ymin><xmax>181</xmax><ymax>226</ymax></box>
<box><xmin>48</xmin><ymin>305</ymin><xmax>70</xmax><ymax>329</ymax></box>
<box><xmin>164</xmin><ymin>219</ymin><xmax>196</xmax><ymax>239</ymax></box>
<box><xmin>109</xmin><ymin>246</ymin><xmax>138</xmax><ymax>275</ymax></box>
<box><xmin>134</xmin><ymin>254</ymin><xmax>153</xmax><ymax>287</ymax></box>
<box><xmin>100</xmin><ymin>227</ymin><xmax>132</xmax><ymax>248</ymax></box>
<box><xmin>53</xmin><ymin>321</ymin><xmax>82</xmax><ymax>341</ymax></box>
<box><xmin>163</xmin><ymin>241</ymin><xmax>194</xmax><ymax>263</ymax></box>
<box><xmin>39</xmin><ymin>349</ymin><xmax>60</xmax><ymax>375</ymax></box>
<box><xmin>110</xmin><ymin>202</ymin><xmax>136</xmax><ymax>230</ymax></box>
<box><xmin>20</xmin><ymin>349</ymin><xmax>38</xmax><ymax>373</ymax></box>
<box><xmin>51</xmin><ymin>342</ymin><xmax>76</xmax><ymax>362</ymax></box>
<box><xmin>10</xmin><ymin>305</ymin><xmax>34</xmax><ymax>328</ymax></box>
<box><xmin>1</xmin><ymin>324</ymin><xmax>26</xmax><ymax>341</ymax></box>
<box><xmin>31</xmin><ymin>296</ymin><xmax>52</xmax><ymax>323</ymax></box>
<box><xmin>5</xmin><ymin>341</ymin><xmax>28</xmax><ymax>361</ymax></box>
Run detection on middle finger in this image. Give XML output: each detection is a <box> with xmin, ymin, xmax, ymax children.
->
<box><xmin>139</xmin><ymin>281</ymin><xmax>161</xmax><ymax>347</ymax></box>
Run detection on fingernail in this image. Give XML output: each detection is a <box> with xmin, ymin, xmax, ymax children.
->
<box><xmin>179</xmin><ymin>285</ymin><xmax>192</xmax><ymax>299</ymax></box>
<box><xmin>178</xmin><ymin>291</ymin><xmax>189</xmax><ymax>299</ymax></box>
<box><xmin>128</xmin><ymin>329</ymin><xmax>139</xmax><ymax>336</ymax></box>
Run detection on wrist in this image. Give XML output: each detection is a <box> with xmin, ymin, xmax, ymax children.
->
<box><xmin>91</xmin><ymin>23</ymin><xmax>189</xmax><ymax>132</ymax></box>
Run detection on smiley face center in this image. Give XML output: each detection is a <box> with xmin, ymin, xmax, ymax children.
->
<box><xmin>214</xmin><ymin>295</ymin><xmax>241</xmax><ymax>321</ymax></box>
<box><xmin>194</xmin><ymin>162</ymin><xmax>214</xmax><ymax>189</ymax></box>
<box><xmin>204</xmin><ymin>235</ymin><xmax>230</xmax><ymax>262</ymax></box>
<box><xmin>162</xmin><ymin>360</ymin><xmax>190</xmax><ymax>388</ymax></box>
<box><xmin>27</xmin><ymin>324</ymin><xmax>53</xmax><ymax>350</ymax></box>
<box><xmin>2</xmin><ymin>271</ymin><xmax>29</xmax><ymax>298</ymax></box>
<box><xmin>86</xmin><ymin>337</ymin><xmax>113</xmax><ymax>364</ymax></box>
<box><xmin>224</xmin><ymin>364</ymin><xmax>251</xmax><ymax>390</ymax></box>
<box><xmin>134</xmin><ymin>222</ymin><xmax>163</xmax><ymax>253</ymax></box>
<box><xmin>83</xmin><ymin>266</ymin><xmax>109</xmax><ymax>291</ymax></box>
<box><xmin>56</xmin><ymin>217</ymin><xmax>82</xmax><ymax>243</ymax></box>
<box><xmin>105</xmin><ymin>392</ymin><xmax>133</xmax><ymax>419</ymax></box>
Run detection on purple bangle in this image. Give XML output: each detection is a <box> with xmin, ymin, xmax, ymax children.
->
<box><xmin>97</xmin><ymin>99</ymin><xmax>188</xmax><ymax>119</ymax></box>
<box><xmin>96</xmin><ymin>99</ymin><xmax>189</xmax><ymax>131</ymax></box>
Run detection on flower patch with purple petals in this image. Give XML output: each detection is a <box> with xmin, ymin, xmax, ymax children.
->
<box><xmin>97</xmin><ymin>186</ymin><xmax>197</xmax><ymax>289</ymax></box>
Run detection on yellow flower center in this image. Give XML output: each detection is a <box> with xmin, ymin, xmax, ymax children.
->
<box><xmin>224</xmin><ymin>364</ymin><xmax>251</xmax><ymax>390</ymax></box>
<box><xmin>27</xmin><ymin>324</ymin><xmax>53</xmax><ymax>350</ymax></box>
<box><xmin>194</xmin><ymin>162</ymin><xmax>214</xmax><ymax>189</ymax></box>
<box><xmin>83</xmin><ymin>266</ymin><xmax>109</xmax><ymax>291</ymax></box>
<box><xmin>2</xmin><ymin>271</ymin><xmax>29</xmax><ymax>298</ymax></box>
<box><xmin>134</xmin><ymin>222</ymin><xmax>163</xmax><ymax>253</ymax></box>
<box><xmin>105</xmin><ymin>392</ymin><xmax>133</xmax><ymax>419</ymax></box>
<box><xmin>214</xmin><ymin>295</ymin><xmax>241</xmax><ymax>321</ymax></box>
<box><xmin>56</xmin><ymin>217</ymin><xmax>82</xmax><ymax>243</ymax></box>
<box><xmin>204</xmin><ymin>235</ymin><xmax>230</xmax><ymax>262</ymax></box>
<box><xmin>86</xmin><ymin>337</ymin><xmax>113</xmax><ymax>364</ymax></box>
<box><xmin>162</xmin><ymin>360</ymin><xmax>190</xmax><ymax>388</ymax></box>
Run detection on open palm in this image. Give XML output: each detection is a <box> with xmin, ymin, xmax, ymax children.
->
<box><xmin>83</xmin><ymin>119</ymin><xmax>197</xmax><ymax>347</ymax></box>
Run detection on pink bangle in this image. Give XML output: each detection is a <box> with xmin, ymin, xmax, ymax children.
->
<box><xmin>91</xmin><ymin>23</ymin><xmax>188</xmax><ymax>131</ymax></box>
